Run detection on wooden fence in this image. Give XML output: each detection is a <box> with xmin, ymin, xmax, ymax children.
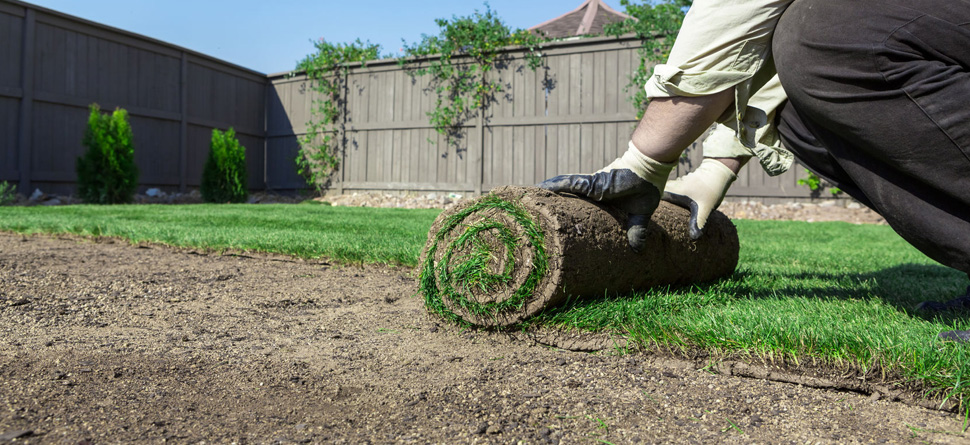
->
<box><xmin>0</xmin><ymin>0</ymin><xmax>266</xmax><ymax>195</ymax></box>
<box><xmin>267</xmin><ymin>35</ymin><xmax>816</xmax><ymax>201</ymax></box>
<box><xmin>1</xmin><ymin>0</ymin><xmax>818</xmax><ymax>201</ymax></box>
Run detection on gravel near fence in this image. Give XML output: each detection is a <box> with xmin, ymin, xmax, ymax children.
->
<box><xmin>7</xmin><ymin>188</ymin><xmax>886</xmax><ymax>226</ymax></box>
<box><xmin>322</xmin><ymin>192</ymin><xmax>887</xmax><ymax>225</ymax></box>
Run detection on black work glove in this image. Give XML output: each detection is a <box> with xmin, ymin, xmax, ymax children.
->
<box><xmin>538</xmin><ymin>142</ymin><xmax>675</xmax><ymax>253</ymax></box>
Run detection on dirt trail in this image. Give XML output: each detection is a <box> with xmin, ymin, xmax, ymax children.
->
<box><xmin>0</xmin><ymin>232</ymin><xmax>964</xmax><ymax>444</ymax></box>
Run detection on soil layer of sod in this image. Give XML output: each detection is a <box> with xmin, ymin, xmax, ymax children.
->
<box><xmin>420</xmin><ymin>186</ymin><xmax>740</xmax><ymax>326</ymax></box>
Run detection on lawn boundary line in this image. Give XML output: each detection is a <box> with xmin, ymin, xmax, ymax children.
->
<box><xmin>502</xmin><ymin>327</ymin><xmax>961</xmax><ymax>414</ymax></box>
<box><xmin>0</xmin><ymin>230</ymin><xmax>419</xmax><ymax>272</ymax></box>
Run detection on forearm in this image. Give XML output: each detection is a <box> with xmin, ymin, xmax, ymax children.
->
<box><xmin>631</xmin><ymin>88</ymin><xmax>736</xmax><ymax>163</ymax></box>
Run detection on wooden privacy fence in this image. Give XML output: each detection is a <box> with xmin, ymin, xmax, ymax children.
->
<box><xmin>1</xmin><ymin>0</ymin><xmax>818</xmax><ymax>201</ymax></box>
<box><xmin>0</xmin><ymin>0</ymin><xmax>266</xmax><ymax>195</ymax></box>
<box><xmin>267</xmin><ymin>35</ymin><xmax>817</xmax><ymax>201</ymax></box>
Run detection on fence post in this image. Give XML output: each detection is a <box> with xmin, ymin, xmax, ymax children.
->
<box><xmin>262</xmin><ymin>78</ymin><xmax>269</xmax><ymax>190</ymax></box>
<box><xmin>336</xmin><ymin>70</ymin><xmax>347</xmax><ymax>195</ymax></box>
<box><xmin>16</xmin><ymin>8</ymin><xmax>35</xmax><ymax>193</ymax></box>
<box><xmin>178</xmin><ymin>52</ymin><xmax>189</xmax><ymax>192</ymax></box>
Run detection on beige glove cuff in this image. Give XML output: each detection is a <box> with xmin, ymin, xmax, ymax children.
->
<box><xmin>599</xmin><ymin>141</ymin><xmax>677</xmax><ymax>191</ymax></box>
<box><xmin>693</xmin><ymin>158</ymin><xmax>738</xmax><ymax>201</ymax></box>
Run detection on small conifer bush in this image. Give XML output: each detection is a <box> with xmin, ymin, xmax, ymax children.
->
<box><xmin>76</xmin><ymin>104</ymin><xmax>139</xmax><ymax>204</ymax></box>
<box><xmin>201</xmin><ymin>128</ymin><xmax>248</xmax><ymax>203</ymax></box>
<box><xmin>0</xmin><ymin>181</ymin><xmax>16</xmax><ymax>206</ymax></box>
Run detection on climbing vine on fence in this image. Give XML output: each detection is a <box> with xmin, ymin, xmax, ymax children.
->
<box><xmin>604</xmin><ymin>0</ymin><xmax>692</xmax><ymax>118</ymax></box>
<box><xmin>399</xmin><ymin>6</ymin><xmax>546</xmax><ymax>150</ymax></box>
<box><xmin>294</xmin><ymin>39</ymin><xmax>381</xmax><ymax>193</ymax></box>
<box><xmin>798</xmin><ymin>169</ymin><xmax>842</xmax><ymax>197</ymax></box>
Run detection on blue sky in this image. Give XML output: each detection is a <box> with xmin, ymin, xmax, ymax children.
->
<box><xmin>22</xmin><ymin>0</ymin><xmax>626</xmax><ymax>74</ymax></box>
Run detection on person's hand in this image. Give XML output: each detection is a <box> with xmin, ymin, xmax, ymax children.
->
<box><xmin>537</xmin><ymin>142</ymin><xmax>675</xmax><ymax>253</ymax></box>
<box><xmin>662</xmin><ymin>158</ymin><xmax>737</xmax><ymax>240</ymax></box>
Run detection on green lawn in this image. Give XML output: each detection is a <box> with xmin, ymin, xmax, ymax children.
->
<box><xmin>0</xmin><ymin>203</ymin><xmax>440</xmax><ymax>265</ymax></box>
<box><xmin>536</xmin><ymin>220</ymin><xmax>970</xmax><ymax>407</ymax></box>
<box><xmin>0</xmin><ymin>203</ymin><xmax>967</xmax><ymax>407</ymax></box>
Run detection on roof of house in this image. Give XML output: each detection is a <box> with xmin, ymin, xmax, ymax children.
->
<box><xmin>528</xmin><ymin>0</ymin><xmax>633</xmax><ymax>39</ymax></box>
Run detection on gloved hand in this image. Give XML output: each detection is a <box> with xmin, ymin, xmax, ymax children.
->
<box><xmin>538</xmin><ymin>141</ymin><xmax>675</xmax><ymax>253</ymax></box>
<box><xmin>662</xmin><ymin>158</ymin><xmax>737</xmax><ymax>240</ymax></box>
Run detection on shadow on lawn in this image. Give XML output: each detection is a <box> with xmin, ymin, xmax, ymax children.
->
<box><xmin>540</xmin><ymin>263</ymin><xmax>968</xmax><ymax>323</ymax></box>
<box><xmin>714</xmin><ymin>263</ymin><xmax>968</xmax><ymax>321</ymax></box>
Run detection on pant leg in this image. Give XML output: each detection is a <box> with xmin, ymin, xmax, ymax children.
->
<box><xmin>773</xmin><ymin>0</ymin><xmax>970</xmax><ymax>274</ymax></box>
<box><xmin>774</xmin><ymin>102</ymin><xmax>874</xmax><ymax>210</ymax></box>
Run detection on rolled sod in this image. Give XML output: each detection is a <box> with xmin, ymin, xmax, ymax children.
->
<box><xmin>419</xmin><ymin>185</ymin><xmax>740</xmax><ymax>327</ymax></box>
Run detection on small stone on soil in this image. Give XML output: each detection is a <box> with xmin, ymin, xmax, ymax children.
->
<box><xmin>473</xmin><ymin>422</ymin><xmax>488</xmax><ymax>435</ymax></box>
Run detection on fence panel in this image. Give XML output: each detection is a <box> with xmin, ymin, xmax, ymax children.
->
<box><xmin>0</xmin><ymin>6</ymin><xmax>23</xmax><ymax>90</ymax></box>
<box><xmin>0</xmin><ymin>0</ymin><xmax>267</xmax><ymax>195</ymax></box>
<box><xmin>0</xmin><ymin>97</ymin><xmax>19</xmax><ymax>181</ymax></box>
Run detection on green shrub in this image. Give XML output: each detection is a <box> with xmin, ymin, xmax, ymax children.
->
<box><xmin>201</xmin><ymin>128</ymin><xmax>248</xmax><ymax>203</ymax></box>
<box><xmin>76</xmin><ymin>104</ymin><xmax>139</xmax><ymax>204</ymax></box>
<box><xmin>0</xmin><ymin>181</ymin><xmax>16</xmax><ymax>206</ymax></box>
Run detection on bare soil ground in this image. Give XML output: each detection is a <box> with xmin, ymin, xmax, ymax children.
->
<box><xmin>0</xmin><ymin>231</ymin><xmax>966</xmax><ymax>444</ymax></box>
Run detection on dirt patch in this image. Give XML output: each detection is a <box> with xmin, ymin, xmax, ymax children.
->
<box><xmin>0</xmin><ymin>232</ymin><xmax>965</xmax><ymax>443</ymax></box>
<box><xmin>421</xmin><ymin>186</ymin><xmax>738</xmax><ymax>326</ymax></box>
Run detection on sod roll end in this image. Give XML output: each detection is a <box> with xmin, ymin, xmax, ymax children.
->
<box><xmin>419</xmin><ymin>186</ymin><xmax>739</xmax><ymax>327</ymax></box>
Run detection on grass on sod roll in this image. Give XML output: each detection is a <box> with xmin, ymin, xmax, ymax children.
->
<box><xmin>0</xmin><ymin>204</ymin><xmax>968</xmax><ymax>406</ymax></box>
<box><xmin>420</xmin><ymin>194</ymin><xmax>547</xmax><ymax>323</ymax></box>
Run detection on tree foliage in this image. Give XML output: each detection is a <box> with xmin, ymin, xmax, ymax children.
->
<box><xmin>400</xmin><ymin>5</ymin><xmax>546</xmax><ymax>148</ymax></box>
<box><xmin>604</xmin><ymin>0</ymin><xmax>692</xmax><ymax>117</ymax></box>
<box><xmin>294</xmin><ymin>39</ymin><xmax>381</xmax><ymax>193</ymax></box>
<box><xmin>76</xmin><ymin>104</ymin><xmax>139</xmax><ymax>204</ymax></box>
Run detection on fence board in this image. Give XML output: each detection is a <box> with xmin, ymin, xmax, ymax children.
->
<box><xmin>514</xmin><ymin>126</ymin><xmax>527</xmax><ymax>185</ymax></box>
<box><xmin>604</xmin><ymin>50</ymin><xmax>617</xmax><ymax>115</ymax></box>
<box><xmin>569</xmin><ymin>54</ymin><xmax>582</xmax><ymax>115</ymax></box>
<box><xmin>545</xmin><ymin>122</ymin><xmax>558</xmax><ymax>178</ymax></box>
<box><xmin>581</xmin><ymin>52</ymin><xmax>594</xmax><ymax>116</ymax></box>
<box><xmin>0</xmin><ymin>98</ymin><xmax>19</xmax><ymax>178</ymax></box>
<box><xmin>533</xmin><ymin>124</ymin><xmax>545</xmax><ymax>183</ymax></box>
<box><xmin>29</xmin><ymin>102</ymin><xmax>85</xmax><ymax>179</ymax></box>
<box><xmin>591</xmin><ymin>124</ymin><xmax>605</xmax><ymax>169</ymax></box>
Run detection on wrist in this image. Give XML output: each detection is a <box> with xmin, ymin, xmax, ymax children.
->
<box><xmin>625</xmin><ymin>141</ymin><xmax>677</xmax><ymax>189</ymax></box>
<box><xmin>709</xmin><ymin>157</ymin><xmax>749</xmax><ymax>175</ymax></box>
